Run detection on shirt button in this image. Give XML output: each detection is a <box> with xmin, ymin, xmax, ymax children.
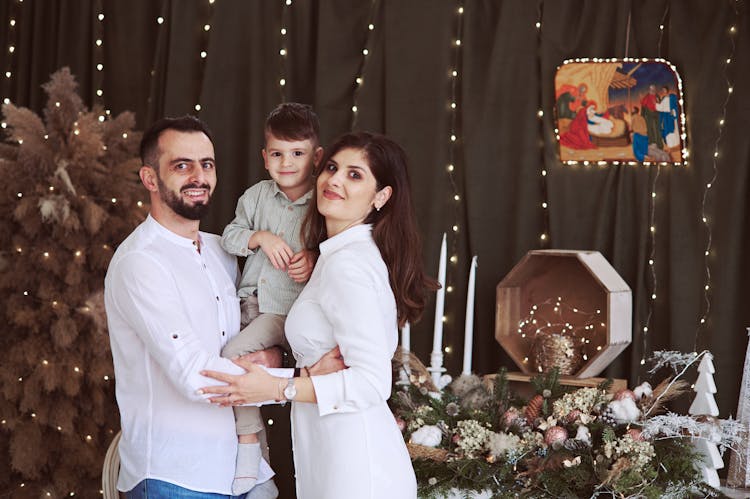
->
<box><xmin>333</xmin><ymin>405</ymin><xmax>338</xmax><ymax>411</ymax></box>
<box><xmin>287</xmin><ymin>206</ymin><xmax>293</xmax><ymax>211</ymax></box>
<box><xmin>221</xmin><ymin>331</ymin><xmax>225</xmax><ymax>336</ymax></box>
<box><xmin>215</xmin><ymin>296</ymin><xmax>220</xmax><ymax>301</ymax></box>
<box><xmin>172</xmin><ymin>334</ymin><xmax>179</xmax><ymax>339</ymax></box>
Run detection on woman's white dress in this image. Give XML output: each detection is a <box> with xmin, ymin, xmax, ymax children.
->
<box><xmin>285</xmin><ymin>224</ymin><xmax>417</xmax><ymax>499</ymax></box>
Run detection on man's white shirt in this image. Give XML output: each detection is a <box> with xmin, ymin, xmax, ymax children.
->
<box><xmin>105</xmin><ymin>215</ymin><xmax>273</xmax><ymax>494</ymax></box>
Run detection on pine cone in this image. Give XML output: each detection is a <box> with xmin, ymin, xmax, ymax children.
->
<box><xmin>525</xmin><ymin>394</ymin><xmax>544</xmax><ymax>423</ymax></box>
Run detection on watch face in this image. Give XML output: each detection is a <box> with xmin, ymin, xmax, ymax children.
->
<box><xmin>284</xmin><ymin>379</ymin><xmax>297</xmax><ymax>401</ymax></box>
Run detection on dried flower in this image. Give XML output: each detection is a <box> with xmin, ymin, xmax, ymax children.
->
<box><xmin>449</xmin><ymin>374</ymin><xmax>482</xmax><ymax>397</ymax></box>
<box><xmin>445</xmin><ymin>402</ymin><xmax>460</xmax><ymax>417</ymax></box>
<box><xmin>455</xmin><ymin>420</ymin><xmax>492</xmax><ymax>458</ymax></box>
<box><xmin>487</xmin><ymin>431</ymin><xmax>522</xmax><ymax>459</ymax></box>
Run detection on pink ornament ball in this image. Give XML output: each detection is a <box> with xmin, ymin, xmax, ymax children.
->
<box><xmin>395</xmin><ymin>417</ymin><xmax>406</xmax><ymax>433</ymax></box>
<box><xmin>544</xmin><ymin>425</ymin><xmax>568</xmax><ymax>447</ymax></box>
<box><xmin>565</xmin><ymin>409</ymin><xmax>582</xmax><ymax>423</ymax></box>
<box><xmin>614</xmin><ymin>389</ymin><xmax>636</xmax><ymax>401</ymax></box>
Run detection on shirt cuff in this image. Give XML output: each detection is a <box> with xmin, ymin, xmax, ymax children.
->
<box><xmin>311</xmin><ymin>371</ymin><xmax>357</xmax><ymax>416</ymax></box>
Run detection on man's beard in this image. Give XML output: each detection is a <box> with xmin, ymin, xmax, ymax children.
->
<box><xmin>157</xmin><ymin>176</ymin><xmax>212</xmax><ymax>220</ymax></box>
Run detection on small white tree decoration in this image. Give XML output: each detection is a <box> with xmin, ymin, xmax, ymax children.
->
<box><xmin>689</xmin><ymin>352</ymin><xmax>722</xmax><ymax>488</ymax></box>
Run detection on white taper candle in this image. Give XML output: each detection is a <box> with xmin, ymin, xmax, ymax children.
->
<box><xmin>430</xmin><ymin>234</ymin><xmax>447</xmax><ymax>385</ymax></box>
<box><xmin>462</xmin><ymin>255</ymin><xmax>478</xmax><ymax>375</ymax></box>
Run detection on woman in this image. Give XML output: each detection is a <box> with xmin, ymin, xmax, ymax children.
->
<box><xmin>201</xmin><ymin>132</ymin><xmax>438</xmax><ymax>498</ymax></box>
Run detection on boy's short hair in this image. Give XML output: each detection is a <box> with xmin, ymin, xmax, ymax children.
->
<box><xmin>140</xmin><ymin>115</ymin><xmax>214</xmax><ymax>167</ymax></box>
<box><xmin>265</xmin><ymin>103</ymin><xmax>320</xmax><ymax>146</ymax></box>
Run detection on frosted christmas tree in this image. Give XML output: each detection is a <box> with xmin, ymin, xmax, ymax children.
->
<box><xmin>727</xmin><ymin>328</ymin><xmax>750</xmax><ymax>488</ymax></box>
<box><xmin>688</xmin><ymin>353</ymin><xmax>722</xmax><ymax>488</ymax></box>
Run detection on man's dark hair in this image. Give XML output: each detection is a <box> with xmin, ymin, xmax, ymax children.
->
<box><xmin>140</xmin><ymin>115</ymin><xmax>214</xmax><ymax>168</ymax></box>
<box><xmin>265</xmin><ymin>103</ymin><xmax>320</xmax><ymax>146</ymax></box>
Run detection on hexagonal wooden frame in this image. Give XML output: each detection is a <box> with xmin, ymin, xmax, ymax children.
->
<box><xmin>496</xmin><ymin>250</ymin><xmax>631</xmax><ymax>378</ymax></box>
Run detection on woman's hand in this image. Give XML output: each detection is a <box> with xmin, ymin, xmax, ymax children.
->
<box><xmin>199</xmin><ymin>363</ymin><xmax>283</xmax><ymax>406</ymax></box>
<box><xmin>309</xmin><ymin>346</ymin><xmax>347</xmax><ymax>376</ymax></box>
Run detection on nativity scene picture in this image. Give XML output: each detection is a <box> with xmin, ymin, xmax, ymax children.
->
<box><xmin>555</xmin><ymin>60</ymin><xmax>686</xmax><ymax>165</ymax></box>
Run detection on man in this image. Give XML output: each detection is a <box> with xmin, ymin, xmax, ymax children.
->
<box><xmin>105</xmin><ymin>116</ymin><xmax>341</xmax><ymax>498</ymax></box>
<box><xmin>640</xmin><ymin>84</ymin><xmax>663</xmax><ymax>149</ymax></box>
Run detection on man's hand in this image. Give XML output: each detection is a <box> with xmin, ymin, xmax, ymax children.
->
<box><xmin>287</xmin><ymin>249</ymin><xmax>315</xmax><ymax>283</ymax></box>
<box><xmin>233</xmin><ymin>346</ymin><xmax>283</xmax><ymax>370</ymax></box>
<box><xmin>251</xmin><ymin>231</ymin><xmax>294</xmax><ymax>270</ymax></box>
<box><xmin>308</xmin><ymin>346</ymin><xmax>346</xmax><ymax>376</ymax></box>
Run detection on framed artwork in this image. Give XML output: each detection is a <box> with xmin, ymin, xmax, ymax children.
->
<box><xmin>554</xmin><ymin>58</ymin><xmax>687</xmax><ymax>165</ymax></box>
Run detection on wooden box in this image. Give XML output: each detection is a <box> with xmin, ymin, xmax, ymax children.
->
<box><xmin>495</xmin><ymin>250</ymin><xmax>631</xmax><ymax>378</ymax></box>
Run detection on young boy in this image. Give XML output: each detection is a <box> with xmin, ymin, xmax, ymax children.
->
<box><xmin>220</xmin><ymin>102</ymin><xmax>323</xmax><ymax>494</ymax></box>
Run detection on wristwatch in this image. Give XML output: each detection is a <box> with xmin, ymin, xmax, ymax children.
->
<box><xmin>283</xmin><ymin>378</ymin><xmax>297</xmax><ymax>401</ymax></box>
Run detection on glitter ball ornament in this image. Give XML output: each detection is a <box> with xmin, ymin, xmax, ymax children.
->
<box><xmin>532</xmin><ymin>333</ymin><xmax>582</xmax><ymax>375</ymax></box>
<box><xmin>544</xmin><ymin>426</ymin><xmax>568</xmax><ymax>447</ymax></box>
<box><xmin>614</xmin><ymin>389</ymin><xmax>636</xmax><ymax>401</ymax></box>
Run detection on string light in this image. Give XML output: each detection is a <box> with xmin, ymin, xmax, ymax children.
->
<box><xmin>349</xmin><ymin>0</ymin><xmax>381</xmax><ymax>130</ymax></box>
<box><xmin>93</xmin><ymin>5</ymin><xmax>105</xmax><ymax>106</ymax></box>
<box><xmin>639</xmin><ymin>164</ymin><xmax>661</xmax><ymax>366</ymax></box>
<box><xmin>631</xmin><ymin>6</ymin><xmax>674</xmax><ymax>368</ymax></box>
<box><xmin>442</xmin><ymin>2</ymin><xmax>465</xmax><ymax>350</ymax></box>
<box><xmin>694</xmin><ymin>8</ymin><xmax>739</xmax><ymax>349</ymax></box>
<box><xmin>277</xmin><ymin>0</ymin><xmax>291</xmax><ymax>101</ymax></box>
<box><xmin>535</xmin><ymin>1</ymin><xmax>550</xmax><ymax>247</ymax></box>
<box><xmin>193</xmin><ymin>2</ymin><xmax>215</xmax><ymax>114</ymax></box>
<box><xmin>2</xmin><ymin>2</ymin><xmax>19</xmax><ymax>108</ymax></box>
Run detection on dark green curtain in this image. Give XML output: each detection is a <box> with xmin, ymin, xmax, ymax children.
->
<box><xmin>2</xmin><ymin>1</ymin><xmax>749</xmax><ymax>497</ymax></box>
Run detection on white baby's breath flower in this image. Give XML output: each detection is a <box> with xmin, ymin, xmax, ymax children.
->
<box><xmin>456</xmin><ymin>420</ymin><xmax>492</xmax><ymax>458</ymax></box>
<box><xmin>563</xmin><ymin>456</ymin><xmax>582</xmax><ymax>467</ymax></box>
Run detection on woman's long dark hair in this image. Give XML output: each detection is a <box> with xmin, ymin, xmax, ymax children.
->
<box><xmin>302</xmin><ymin>131</ymin><xmax>439</xmax><ymax>327</ymax></box>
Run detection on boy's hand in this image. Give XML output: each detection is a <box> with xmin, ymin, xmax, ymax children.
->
<box><xmin>233</xmin><ymin>347</ymin><xmax>283</xmax><ymax>369</ymax></box>
<box><xmin>287</xmin><ymin>249</ymin><xmax>315</xmax><ymax>283</ymax></box>
<box><xmin>253</xmin><ymin>231</ymin><xmax>294</xmax><ymax>270</ymax></box>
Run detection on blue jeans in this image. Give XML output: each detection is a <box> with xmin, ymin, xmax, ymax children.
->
<box><xmin>126</xmin><ymin>479</ymin><xmax>278</xmax><ymax>499</ymax></box>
